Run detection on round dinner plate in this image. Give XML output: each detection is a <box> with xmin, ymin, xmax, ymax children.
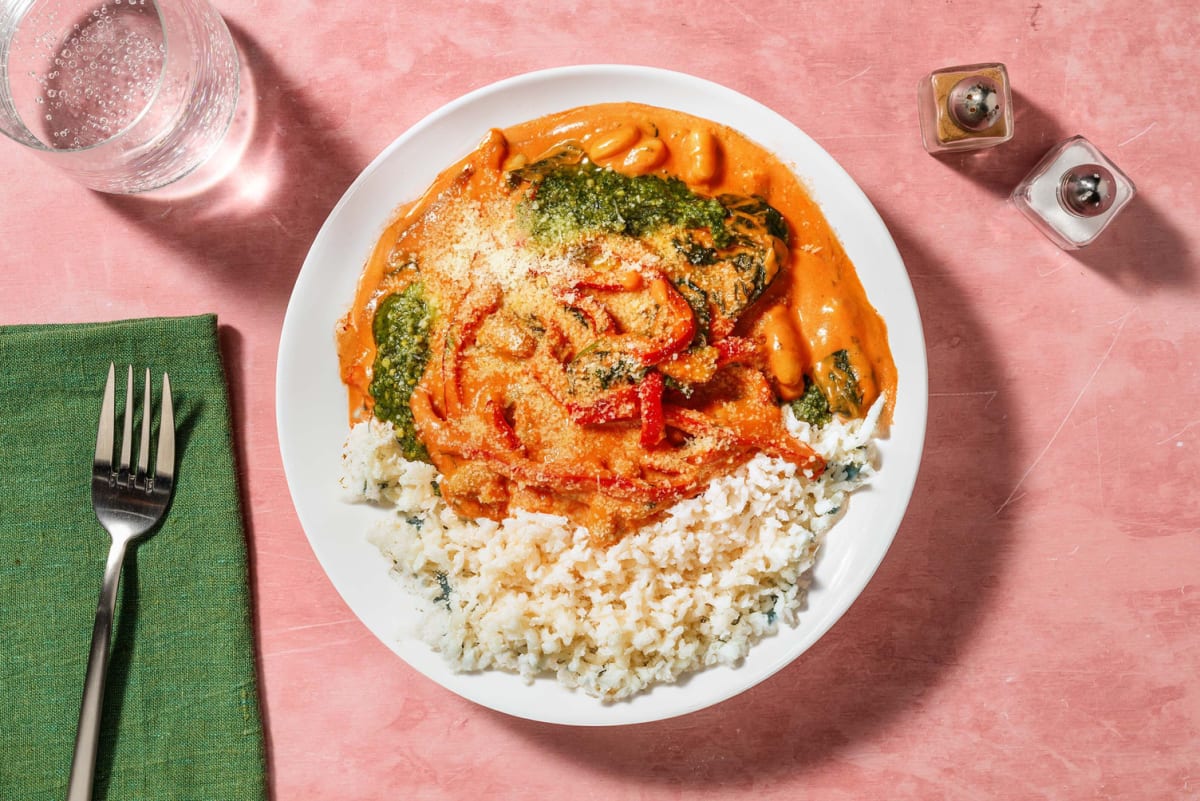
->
<box><xmin>276</xmin><ymin>64</ymin><xmax>928</xmax><ymax>726</ymax></box>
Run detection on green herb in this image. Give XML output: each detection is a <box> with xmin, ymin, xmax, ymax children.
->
<box><xmin>824</xmin><ymin>348</ymin><xmax>863</xmax><ymax>417</ymax></box>
<box><xmin>663</xmin><ymin>374</ymin><xmax>695</xmax><ymax>398</ymax></box>
<box><xmin>567</xmin><ymin>347</ymin><xmax>646</xmax><ymax>393</ymax></box>
<box><xmin>766</xmin><ymin>593</ymin><xmax>779</xmax><ymax>625</ymax></box>
<box><xmin>596</xmin><ymin>359</ymin><xmax>643</xmax><ymax>389</ymax></box>
<box><xmin>672</xmin><ymin>234</ymin><xmax>719</xmax><ymax>266</ymax></box>
<box><xmin>508</xmin><ymin>142</ymin><xmax>586</xmax><ymax>183</ymax></box>
<box><xmin>370</xmin><ymin>283</ymin><xmax>435</xmax><ymax>462</ymax></box>
<box><xmin>676</xmin><ymin>194</ymin><xmax>786</xmax><ymax>324</ymax></box>
<box><xmin>720</xmin><ymin>194</ymin><xmax>790</xmax><ymax>244</ymax></box>
<box><xmin>525</xmin><ymin>314</ymin><xmax>547</xmax><ymax>335</ymax></box>
<box><xmin>433</xmin><ymin>571</ymin><xmax>452</xmax><ymax>609</ymax></box>
<box><xmin>789</xmin><ymin>379</ymin><xmax>833</xmax><ymax>427</ymax></box>
<box><xmin>673</xmin><ymin>277</ymin><xmax>711</xmax><ymax>344</ymax></box>
<box><xmin>730</xmin><ymin>251</ymin><xmax>768</xmax><ymax>307</ymax></box>
<box><xmin>563</xmin><ymin>306</ymin><xmax>591</xmax><ymax>330</ymax></box>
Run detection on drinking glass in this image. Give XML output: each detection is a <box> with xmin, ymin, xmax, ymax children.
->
<box><xmin>0</xmin><ymin>0</ymin><xmax>239</xmax><ymax>194</ymax></box>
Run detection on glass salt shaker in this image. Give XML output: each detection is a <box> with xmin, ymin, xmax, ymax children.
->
<box><xmin>918</xmin><ymin>63</ymin><xmax>1014</xmax><ymax>154</ymax></box>
<box><xmin>1010</xmin><ymin>136</ymin><xmax>1136</xmax><ymax>250</ymax></box>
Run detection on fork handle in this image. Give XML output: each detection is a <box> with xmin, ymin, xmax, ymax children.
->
<box><xmin>65</xmin><ymin>538</ymin><xmax>128</xmax><ymax>801</ymax></box>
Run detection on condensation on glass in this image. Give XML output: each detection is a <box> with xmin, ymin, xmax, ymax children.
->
<box><xmin>0</xmin><ymin>0</ymin><xmax>239</xmax><ymax>194</ymax></box>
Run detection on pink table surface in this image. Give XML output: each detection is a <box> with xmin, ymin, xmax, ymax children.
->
<box><xmin>3</xmin><ymin>0</ymin><xmax>1198</xmax><ymax>798</ymax></box>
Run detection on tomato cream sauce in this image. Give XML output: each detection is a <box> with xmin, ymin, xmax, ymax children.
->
<box><xmin>337</xmin><ymin>102</ymin><xmax>896</xmax><ymax>543</ymax></box>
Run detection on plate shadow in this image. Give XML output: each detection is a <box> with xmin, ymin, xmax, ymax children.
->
<box><xmin>488</xmin><ymin>211</ymin><xmax>1021</xmax><ymax>788</ymax></box>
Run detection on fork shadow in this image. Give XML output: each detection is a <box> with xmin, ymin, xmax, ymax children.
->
<box><xmin>488</xmin><ymin>210</ymin><xmax>1020</xmax><ymax>785</ymax></box>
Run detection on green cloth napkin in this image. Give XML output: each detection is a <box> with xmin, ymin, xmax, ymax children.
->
<box><xmin>0</xmin><ymin>315</ymin><xmax>267</xmax><ymax>801</ymax></box>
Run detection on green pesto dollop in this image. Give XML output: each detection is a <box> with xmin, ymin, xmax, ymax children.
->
<box><xmin>795</xmin><ymin>348</ymin><xmax>865</xmax><ymax>425</ymax></box>
<box><xmin>789</xmin><ymin>379</ymin><xmax>833</xmax><ymax>427</ymax></box>
<box><xmin>520</xmin><ymin>161</ymin><xmax>732</xmax><ymax>246</ymax></box>
<box><xmin>370</xmin><ymin>283</ymin><xmax>434</xmax><ymax>462</ymax></box>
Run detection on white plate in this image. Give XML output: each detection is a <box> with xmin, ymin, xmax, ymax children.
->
<box><xmin>276</xmin><ymin>65</ymin><xmax>928</xmax><ymax>726</ymax></box>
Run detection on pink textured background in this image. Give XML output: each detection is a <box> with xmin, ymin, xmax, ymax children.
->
<box><xmin>3</xmin><ymin>1</ymin><xmax>1198</xmax><ymax>798</ymax></box>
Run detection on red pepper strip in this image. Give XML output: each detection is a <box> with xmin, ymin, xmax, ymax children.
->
<box><xmin>412</xmin><ymin>399</ymin><xmax>712</xmax><ymax>505</ymax></box>
<box><xmin>708</xmin><ymin>315</ymin><xmax>735</xmax><ymax>342</ymax></box>
<box><xmin>564</xmin><ymin>384</ymin><xmax>639</xmax><ymax>425</ymax></box>
<box><xmin>714</xmin><ymin>336</ymin><xmax>759</xmax><ymax>368</ymax></box>
<box><xmin>591</xmin><ymin>471</ymin><xmax>697</xmax><ymax>503</ymax></box>
<box><xmin>527</xmin><ymin>336</ymin><xmax>641</xmax><ymax>425</ymax></box>
<box><xmin>485</xmin><ymin>397</ymin><xmax>521</xmax><ymax>451</ymax></box>
<box><xmin>571</xmin><ymin>266</ymin><xmax>643</xmax><ymax>293</ymax></box>
<box><xmin>559</xmin><ymin>369</ymin><xmax>664</xmax><ymax>435</ymax></box>
<box><xmin>441</xmin><ymin>286</ymin><xmax>502</xmax><ymax>419</ymax></box>
<box><xmin>662</xmin><ymin>406</ymin><xmax>738</xmax><ymax>444</ymax></box>
<box><xmin>760</xmin><ymin>436</ymin><xmax>825</xmax><ymax>473</ymax></box>
<box><xmin>600</xmin><ymin>275</ymin><xmax>696</xmax><ymax>367</ymax></box>
<box><xmin>572</xmin><ymin>278</ymin><xmax>627</xmax><ymax>292</ymax></box>
<box><xmin>637</xmin><ymin>371</ymin><xmax>665</xmax><ymax>447</ymax></box>
<box><xmin>643</xmin><ymin>276</ymin><xmax>696</xmax><ymax>364</ymax></box>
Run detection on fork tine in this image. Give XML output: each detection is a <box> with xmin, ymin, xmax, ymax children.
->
<box><xmin>118</xmin><ymin>365</ymin><xmax>133</xmax><ymax>477</ymax></box>
<box><xmin>155</xmin><ymin>373</ymin><xmax>175</xmax><ymax>484</ymax></box>
<box><xmin>137</xmin><ymin>368</ymin><xmax>151</xmax><ymax>482</ymax></box>
<box><xmin>94</xmin><ymin>363</ymin><xmax>116</xmax><ymax>469</ymax></box>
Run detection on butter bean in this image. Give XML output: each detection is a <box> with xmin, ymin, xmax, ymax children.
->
<box><xmin>618</xmin><ymin>269</ymin><xmax>644</xmax><ymax>291</ymax></box>
<box><xmin>739</xmin><ymin>169</ymin><xmax>771</xmax><ymax>197</ymax></box>
<box><xmin>761</xmin><ymin>305</ymin><xmax>806</xmax><ymax>391</ymax></box>
<box><xmin>622</xmin><ymin>138</ymin><xmax>667</xmax><ymax>175</ymax></box>
<box><xmin>589</xmin><ymin>123</ymin><xmax>640</xmax><ymax>160</ymax></box>
<box><xmin>502</xmin><ymin>153</ymin><xmax>528</xmax><ymax>172</ymax></box>
<box><xmin>681</xmin><ymin>128</ymin><xmax>720</xmax><ymax>184</ymax></box>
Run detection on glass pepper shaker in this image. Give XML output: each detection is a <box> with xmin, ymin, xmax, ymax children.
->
<box><xmin>918</xmin><ymin>63</ymin><xmax>1014</xmax><ymax>153</ymax></box>
<box><xmin>1010</xmin><ymin>136</ymin><xmax>1136</xmax><ymax>250</ymax></box>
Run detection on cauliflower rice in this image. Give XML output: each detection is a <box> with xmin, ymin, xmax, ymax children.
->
<box><xmin>340</xmin><ymin>399</ymin><xmax>883</xmax><ymax>700</ymax></box>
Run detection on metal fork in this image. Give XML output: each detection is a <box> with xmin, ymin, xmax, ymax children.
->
<box><xmin>66</xmin><ymin>364</ymin><xmax>176</xmax><ymax>801</ymax></box>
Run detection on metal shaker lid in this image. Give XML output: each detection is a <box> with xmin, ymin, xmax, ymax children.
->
<box><xmin>947</xmin><ymin>76</ymin><xmax>1003</xmax><ymax>131</ymax></box>
<box><xmin>1059</xmin><ymin>164</ymin><xmax>1117</xmax><ymax>216</ymax></box>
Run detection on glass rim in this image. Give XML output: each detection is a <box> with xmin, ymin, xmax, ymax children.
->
<box><xmin>0</xmin><ymin>0</ymin><xmax>170</xmax><ymax>155</ymax></box>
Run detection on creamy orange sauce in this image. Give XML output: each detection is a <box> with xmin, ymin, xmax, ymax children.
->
<box><xmin>337</xmin><ymin>102</ymin><xmax>896</xmax><ymax>542</ymax></box>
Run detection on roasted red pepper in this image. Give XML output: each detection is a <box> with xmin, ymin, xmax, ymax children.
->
<box><xmin>599</xmin><ymin>275</ymin><xmax>696</xmax><ymax>367</ymax></box>
<box><xmin>485</xmin><ymin>397</ymin><xmax>522</xmax><ymax>451</ymax></box>
<box><xmin>714</xmin><ymin>336</ymin><xmax>759</xmax><ymax>367</ymax></box>
<box><xmin>564</xmin><ymin>384</ymin><xmax>639</xmax><ymax>424</ymax></box>
<box><xmin>440</xmin><ymin>286</ymin><xmax>502</xmax><ymax>418</ymax></box>
<box><xmin>636</xmin><ymin>370</ymin><xmax>665</xmax><ymax>447</ymax></box>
